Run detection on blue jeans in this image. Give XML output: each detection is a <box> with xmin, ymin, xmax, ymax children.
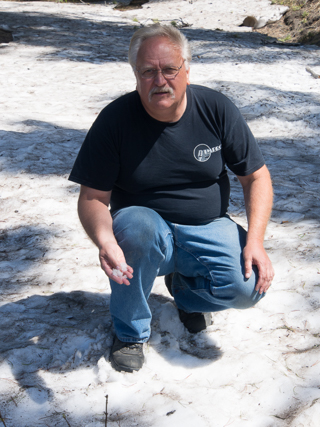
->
<box><xmin>110</xmin><ymin>206</ymin><xmax>264</xmax><ymax>343</ymax></box>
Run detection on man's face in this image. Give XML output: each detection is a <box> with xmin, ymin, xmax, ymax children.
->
<box><xmin>135</xmin><ymin>36</ymin><xmax>190</xmax><ymax>122</ymax></box>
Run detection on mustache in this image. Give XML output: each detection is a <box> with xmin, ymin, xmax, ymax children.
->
<box><xmin>148</xmin><ymin>86</ymin><xmax>175</xmax><ymax>102</ymax></box>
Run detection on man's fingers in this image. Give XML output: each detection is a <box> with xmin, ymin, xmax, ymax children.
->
<box><xmin>243</xmin><ymin>243</ymin><xmax>274</xmax><ymax>294</ymax></box>
<box><xmin>245</xmin><ymin>263</ymin><xmax>252</xmax><ymax>279</ymax></box>
<box><xmin>110</xmin><ymin>264</ymin><xmax>133</xmax><ymax>286</ymax></box>
<box><xmin>100</xmin><ymin>256</ymin><xmax>133</xmax><ymax>286</ymax></box>
<box><xmin>257</xmin><ymin>280</ymin><xmax>272</xmax><ymax>294</ymax></box>
<box><xmin>100</xmin><ymin>258</ymin><xmax>113</xmax><ymax>277</ymax></box>
<box><xmin>244</xmin><ymin>254</ymin><xmax>253</xmax><ymax>279</ymax></box>
<box><xmin>255</xmin><ymin>264</ymin><xmax>275</xmax><ymax>294</ymax></box>
<box><xmin>98</xmin><ymin>243</ymin><xmax>134</xmax><ymax>285</ymax></box>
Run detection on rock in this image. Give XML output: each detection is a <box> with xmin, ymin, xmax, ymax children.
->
<box><xmin>239</xmin><ymin>16</ymin><xmax>269</xmax><ymax>29</ymax></box>
<box><xmin>239</xmin><ymin>16</ymin><xmax>258</xmax><ymax>28</ymax></box>
<box><xmin>240</xmin><ymin>7</ymin><xmax>289</xmax><ymax>30</ymax></box>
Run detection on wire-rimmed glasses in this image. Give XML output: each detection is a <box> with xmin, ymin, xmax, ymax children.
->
<box><xmin>136</xmin><ymin>60</ymin><xmax>186</xmax><ymax>80</ymax></box>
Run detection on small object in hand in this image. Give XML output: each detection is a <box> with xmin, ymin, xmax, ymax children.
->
<box><xmin>112</xmin><ymin>262</ymin><xmax>128</xmax><ymax>279</ymax></box>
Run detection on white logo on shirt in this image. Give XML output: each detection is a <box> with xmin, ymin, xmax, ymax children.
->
<box><xmin>193</xmin><ymin>144</ymin><xmax>222</xmax><ymax>162</ymax></box>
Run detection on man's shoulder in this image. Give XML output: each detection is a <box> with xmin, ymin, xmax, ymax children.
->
<box><xmin>189</xmin><ymin>84</ymin><xmax>234</xmax><ymax>105</ymax></box>
<box><xmin>100</xmin><ymin>90</ymin><xmax>139</xmax><ymax>116</ymax></box>
<box><xmin>189</xmin><ymin>84</ymin><xmax>239</xmax><ymax>118</ymax></box>
<box><xmin>189</xmin><ymin>84</ymin><xmax>219</xmax><ymax>95</ymax></box>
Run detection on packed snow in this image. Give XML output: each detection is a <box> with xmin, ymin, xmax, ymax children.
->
<box><xmin>0</xmin><ymin>0</ymin><xmax>320</xmax><ymax>426</ymax></box>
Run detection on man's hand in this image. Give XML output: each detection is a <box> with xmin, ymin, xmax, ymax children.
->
<box><xmin>243</xmin><ymin>240</ymin><xmax>274</xmax><ymax>294</ymax></box>
<box><xmin>99</xmin><ymin>241</ymin><xmax>133</xmax><ymax>286</ymax></box>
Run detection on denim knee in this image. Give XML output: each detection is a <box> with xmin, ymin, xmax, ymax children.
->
<box><xmin>232</xmin><ymin>289</ymin><xmax>265</xmax><ymax>309</ymax></box>
<box><xmin>230</xmin><ymin>270</ymin><xmax>264</xmax><ymax>309</ymax></box>
<box><xmin>112</xmin><ymin>206</ymin><xmax>167</xmax><ymax>255</ymax></box>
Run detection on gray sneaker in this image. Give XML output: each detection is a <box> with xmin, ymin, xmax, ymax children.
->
<box><xmin>110</xmin><ymin>337</ymin><xmax>144</xmax><ymax>372</ymax></box>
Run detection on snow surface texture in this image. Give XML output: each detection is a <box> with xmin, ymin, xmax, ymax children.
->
<box><xmin>0</xmin><ymin>0</ymin><xmax>320</xmax><ymax>426</ymax></box>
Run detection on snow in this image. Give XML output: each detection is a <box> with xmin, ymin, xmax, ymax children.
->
<box><xmin>112</xmin><ymin>263</ymin><xmax>128</xmax><ymax>278</ymax></box>
<box><xmin>0</xmin><ymin>0</ymin><xmax>320</xmax><ymax>426</ymax></box>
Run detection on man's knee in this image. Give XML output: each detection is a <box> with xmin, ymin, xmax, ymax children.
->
<box><xmin>233</xmin><ymin>287</ymin><xmax>265</xmax><ymax>309</ymax></box>
<box><xmin>112</xmin><ymin>206</ymin><xmax>165</xmax><ymax>252</ymax></box>
<box><xmin>232</xmin><ymin>271</ymin><xmax>264</xmax><ymax>309</ymax></box>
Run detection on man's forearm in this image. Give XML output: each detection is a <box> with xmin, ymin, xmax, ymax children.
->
<box><xmin>78</xmin><ymin>193</ymin><xmax>116</xmax><ymax>249</ymax></box>
<box><xmin>239</xmin><ymin>165</ymin><xmax>273</xmax><ymax>243</ymax></box>
<box><xmin>237</xmin><ymin>165</ymin><xmax>274</xmax><ymax>292</ymax></box>
<box><xmin>77</xmin><ymin>187</ymin><xmax>133</xmax><ymax>284</ymax></box>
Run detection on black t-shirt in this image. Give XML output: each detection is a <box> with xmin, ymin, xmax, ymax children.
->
<box><xmin>69</xmin><ymin>85</ymin><xmax>265</xmax><ymax>225</ymax></box>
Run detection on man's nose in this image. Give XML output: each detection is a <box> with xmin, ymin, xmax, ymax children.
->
<box><xmin>153</xmin><ymin>71</ymin><xmax>167</xmax><ymax>85</ymax></box>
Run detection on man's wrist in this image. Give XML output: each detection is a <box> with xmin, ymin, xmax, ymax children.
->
<box><xmin>97</xmin><ymin>237</ymin><xmax>118</xmax><ymax>250</ymax></box>
<box><xmin>246</xmin><ymin>235</ymin><xmax>265</xmax><ymax>246</ymax></box>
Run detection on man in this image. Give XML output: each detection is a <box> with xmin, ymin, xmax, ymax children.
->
<box><xmin>69</xmin><ymin>24</ymin><xmax>274</xmax><ymax>373</ymax></box>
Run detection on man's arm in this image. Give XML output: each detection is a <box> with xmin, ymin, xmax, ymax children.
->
<box><xmin>77</xmin><ymin>185</ymin><xmax>133</xmax><ymax>285</ymax></box>
<box><xmin>237</xmin><ymin>165</ymin><xmax>274</xmax><ymax>294</ymax></box>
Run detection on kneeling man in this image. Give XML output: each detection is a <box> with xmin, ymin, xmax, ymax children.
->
<box><xmin>69</xmin><ymin>24</ymin><xmax>274</xmax><ymax>373</ymax></box>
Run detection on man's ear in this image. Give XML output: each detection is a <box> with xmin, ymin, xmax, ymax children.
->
<box><xmin>186</xmin><ymin>67</ymin><xmax>191</xmax><ymax>85</ymax></box>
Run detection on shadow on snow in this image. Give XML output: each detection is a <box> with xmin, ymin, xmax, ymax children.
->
<box><xmin>0</xmin><ymin>289</ymin><xmax>222</xmax><ymax>406</ymax></box>
<box><xmin>1</xmin><ymin>8</ymin><xmax>320</xmax><ymax>65</ymax></box>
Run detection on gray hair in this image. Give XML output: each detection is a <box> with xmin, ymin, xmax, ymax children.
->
<box><xmin>128</xmin><ymin>24</ymin><xmax>191</xmax><ymax>70</ymax></box>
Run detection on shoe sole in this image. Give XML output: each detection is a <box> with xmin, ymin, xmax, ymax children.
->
<box><xmin>109</xmin><ymin>353</ymin><xmax>142</xmax><ymax>373</ymax></box>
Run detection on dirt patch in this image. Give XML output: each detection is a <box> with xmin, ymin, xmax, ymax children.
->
<box><xmin>256</xmin><ymin>0</ymin><xmax>320</xmax><ymax>46</ymax></box>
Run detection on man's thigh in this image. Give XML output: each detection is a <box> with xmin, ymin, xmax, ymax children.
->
<box><xmin>173</xmin><ymin>216</ymin><xmax>246</xmax><ymax>275</ymax></box>
<box><xmin>112</xmin><ymin>206</ymin><xmax>175</xmax><ymax>276</ymax></box>
<box><xmin>169</xmin><ymin>216</ymin><xmax>262</xmax><ymax>311</ymax></box>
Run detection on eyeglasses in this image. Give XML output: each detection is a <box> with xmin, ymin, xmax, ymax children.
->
<box><xmin>136</xmin><ymin>60</ymin><xmax>186</xmax><ymax>80</ymax></box>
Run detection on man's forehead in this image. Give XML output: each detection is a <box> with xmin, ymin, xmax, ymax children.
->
<box><xmin>137</xmin><ymin>36</ymin><xmax>182</xmax><ymax>62</ymax></box>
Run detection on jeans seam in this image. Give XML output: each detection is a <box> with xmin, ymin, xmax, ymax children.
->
<box><xmin>160</xmin><ymin>230</ymin><xmax>172</xmax><ymax>251</ymax></box>
<box><xmin>175</xmin><ymin>240</ymin><xmax>217</xmax><ymax>287</ymax></box>
<box><xmin>159</xmin><ymin>231</ymin><xmax>173</xmax><ymax>274</ymax></box>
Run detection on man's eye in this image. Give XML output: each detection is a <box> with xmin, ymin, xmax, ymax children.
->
<box><xmin>142</xmin><ymin>69</ymin><xmax>156</xmax><ymax>77</ymax></box>
<box><xmin>163</xmin><ymin>68</ymin><xmax>177</xmax><ymax>75</ymax></box>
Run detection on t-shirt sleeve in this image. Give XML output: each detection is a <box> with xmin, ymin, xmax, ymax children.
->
<box><xmin>68</xmin><ymin>109</ymin><xmax>120</xmax><ymax>191</ymax></box>
<box><xmin>221</xmin><ymin>99</ymin><xmax>265</xmax><ymax>176</ymax></box>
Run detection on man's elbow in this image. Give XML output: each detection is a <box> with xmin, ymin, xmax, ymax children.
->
<box><xmin>238</xmin><ymin>165</ymin><xmax>272</xmax><ymax>187</ymax></box>
<box><xmin>78</xmin><ymin>185</ymin><xmax>111</xmax><ymax>206</ymax></box>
